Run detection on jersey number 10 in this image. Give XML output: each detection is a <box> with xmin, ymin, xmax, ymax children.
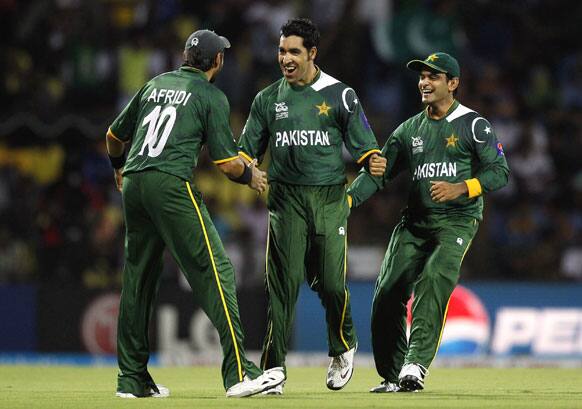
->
<box><xmin>139</xmin><ymin>105</ymin><xmax>177</xmax><ymax>157</ymax></box>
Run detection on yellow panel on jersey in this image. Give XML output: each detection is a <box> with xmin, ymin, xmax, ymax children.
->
<box><xmin>356</xmin><ymin>149</ymin><xmax>382</xmax><ymax>164</ymax></box>
<box><xmin>464</xmin><ymin>178</ymin><xmax>482</xmax><ymax>198</ymax></box>
<box><xmin>107</xmin><ymin>128</ymin><xmax>124</xmax><ymax>143</ymax></box>
<box><xmin>213</xmin><ymin>155</ymin><xmax>239</xmax><ymax>164</ymax></box>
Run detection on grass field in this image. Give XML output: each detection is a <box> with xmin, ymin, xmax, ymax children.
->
<box><xmin>1</xmin><ymin>365</ymin><xmax>581</xmax><ymax>408</ymax></box>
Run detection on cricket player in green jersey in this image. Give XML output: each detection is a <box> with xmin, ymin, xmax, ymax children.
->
<box><xmin>105</xmin><ymin>29</ymin><xmax>284</xmax><ymax>398</ymax></box>
<box><xmin>238</xmin><ymin>18</ymin><xmax>387</xmax><ymax>394</ymax></box>
<box><xmin>347</xmin><ymin>52</ymin><xmax>509</xmax><ymax>392</ymax></box>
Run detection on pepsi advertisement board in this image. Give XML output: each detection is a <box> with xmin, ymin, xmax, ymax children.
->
<box><xmin>294</xmin><ymin>282</ymin><xmax>582</xmax><ymax>357</ymax></box>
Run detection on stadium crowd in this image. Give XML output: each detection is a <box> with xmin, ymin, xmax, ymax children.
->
<box><xmin>1</xmin><ymin>0</ymin><xmax>581</xmax><ymax>286</ymax></box>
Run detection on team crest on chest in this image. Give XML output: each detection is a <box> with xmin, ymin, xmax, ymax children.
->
<box><xmin>412</xmin><ymin>136</ymin><xmax>424</xmax><ymax>154</ymax></box>
<box><xmin>445</xmin><ymin>133</ymin><xmax>458</xmax><ymax>148</ymax></box>
<box><xmin>315</xmin><ymin>101</ymin><xmax>331</xmax><ymax>116</ymax></box>
<box><xmin>274</xmin><ymin>102</ymin><xmax>288</xmax><ymax>120</ymax></box>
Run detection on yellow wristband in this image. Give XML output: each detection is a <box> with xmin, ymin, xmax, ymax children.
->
<box><xmin>464</xmin><ymin>178</ymin><xmax>482</xmax><ymax>198</ymax></box>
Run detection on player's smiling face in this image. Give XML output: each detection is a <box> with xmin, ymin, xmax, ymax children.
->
<box><xmin>278</xmin><ymin>35</ymin><xmax>317</xmax><ymax>86</ymax></box>
<box><xmin>418</xmin><ymin>70</ymin><xmax>456</xmax><ymax>106</ymax></box>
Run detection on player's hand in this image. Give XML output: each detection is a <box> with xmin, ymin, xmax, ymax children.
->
<box><xmin>248</xmin><ymin>159</ymin><xmax>267</xmax><ymax>193</ymax></box>
<box><xmin>368</xmin><ymin>153</ymin><xmax>387</xmax><ymax>177</ymax></box>
<box><xmin>114</xmin><ymin>169</ymin><xmax>123</xmax><ymax>192</ymax></box>
<box><xmin>430</xmin><ymin>181</ymin><xmax>467</xmax><ymax>203</ymax></box>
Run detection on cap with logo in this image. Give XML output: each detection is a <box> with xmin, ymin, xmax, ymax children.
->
<box><xmin>406</xmin><ymin>52</ymin><xmax>460</xmax><ymax>78</ymax></box>
<box><xmin>184</xmin><ymin>29</ymin><xmax>231</xmax><ymax>60</ymax></box>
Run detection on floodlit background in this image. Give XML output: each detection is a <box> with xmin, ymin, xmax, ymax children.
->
<box><xmin>1</xmin><ymin>0</ymin><xmax>581</xmax><ymax>366</ymax></box>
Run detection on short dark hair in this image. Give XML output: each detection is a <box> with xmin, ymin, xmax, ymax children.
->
<box><xmin>184</xmin><ymin>47</ymin><xmax>217</xmax><ymax>72</ymax></box>
<box><xmin>280</xmin><ymin>18</ymin><xmax>320</xmax><ymax>50</ymax></box>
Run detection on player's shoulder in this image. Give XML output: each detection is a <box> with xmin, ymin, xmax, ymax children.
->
<box><xmin>402</xmin><ymin>110</ymin><xmax>426</xmax><ymax>130</ymax></box>
<box><xmin>312</xmin><ymin>70</ymin><xmax>363</xmax><ymax>112</ymax></box>
<box><xmin>446</xmin><ymin>102</ymin><xmax>490</xmax><ymax>127</ymax></box>
<box><xmin>446</xmin><ymin>102</ymin><xmax>496</xmax><ymax>141</ymax></box>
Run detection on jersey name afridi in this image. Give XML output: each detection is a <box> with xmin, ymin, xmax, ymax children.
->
<box><xmin>349</xmin><ymin>100</ymin><xmax>509</xmax><ymax>220</ymax></box>
<box><xmin>239</xmin><ymin>69</ymin><xmax>380</xmax><ymax>185</ymax></box>
<box><xmin>108</xmin><ymin>66</ymin><xmax>239</xmax><ymax>181</ymax></box>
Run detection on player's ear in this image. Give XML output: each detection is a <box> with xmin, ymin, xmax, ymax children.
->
<box><xmin>212</xmin><ymin>52</ymin><xmax>222</xmax><ymax>69</ymax></box>
<box><xmin>448</xmin><ymin>77</ymin><xmax>459</xmax><ymax>93</ymax></box>
<box><xmin>308</xmin><ymin>46</ymin><xmax>317</xmax><ymax>61</ymax></box>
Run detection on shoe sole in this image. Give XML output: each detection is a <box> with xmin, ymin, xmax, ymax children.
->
<box><xmin>399</xmin><ymin>376</ymin><xmax>423</xmax><ymax>392</ymax></box>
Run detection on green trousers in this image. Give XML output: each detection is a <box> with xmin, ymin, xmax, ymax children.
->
<box><xmin>117</xmin><ymin>170</ymin><xmax>260</xmax><ymax>395</ymax></box>
<box><xmin>260</xmin><ymin>182</ymin><xmax>357</xmax><ymax>372</ymax></box>
<box><xmin>371</xmin><ymin>215</ymin><xmax>478</xmax><ymax>383</ymax></box>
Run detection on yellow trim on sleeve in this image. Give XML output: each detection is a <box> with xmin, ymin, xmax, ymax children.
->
<box><xmin>238</xmin><ymin>151</ymin><xmax>253</xmax><ymax>163</ymax></box>
<box><xmin>464</xmin><ymin>178</ymin><xmax>482</xmax><ymax>198</ymax></box>
<box><xmin>212</xmin><ymin>155</ymin><xmax>239</xmax><ymax>165</ymax></box>
<box><xmin>185</xmin><ymin>182</ymin><xmax>244</xmax><ymax>382</ymax></box>
<box><xmin>347</xmin><ymin>194</ymin><xmax>353</xmax><ymax>209</ymax></box>
<box><xmin>356</xmin><ymin>149</ymin><xmax>382</xmax><ymax>164</ymax></box>
<box><xmin>106</xmin><ymin>128</ymin><xmax>125</xmax><ymax>143</ymax></box>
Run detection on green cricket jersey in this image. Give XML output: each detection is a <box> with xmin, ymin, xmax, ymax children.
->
<box><xmin>108</xmin><ymin>66</ymin><xmax>239</xmax><ymax>181</ymax></box>
<box><xmin>239</xmin><ymin>69</ymin><xmax>381</xmax><ymax>185</ymax></box>
<box><xmin>348</xmin><ymin>100</ymin><xmax>509</xmax><ymax>220</ymax></box>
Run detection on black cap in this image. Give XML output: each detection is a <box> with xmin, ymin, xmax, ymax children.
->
<box><xmin>407</xmin><ymin>52</ymin><xmax>460</xmax><ymax>78</ymax></box>
<box><xmin>184</xmin><ymin>29</ymin><xmax>231</xmax><ymax>59</ymax></box>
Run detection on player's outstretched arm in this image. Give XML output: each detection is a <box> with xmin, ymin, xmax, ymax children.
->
<box><xmin>217</xmin><ymin>158</ymin><xmax>267</xmax><ymax>194</ymax></box>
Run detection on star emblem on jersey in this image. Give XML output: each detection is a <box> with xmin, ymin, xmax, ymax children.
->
<box><xmin>427</xmin><ymin>53</ymin><xmax>439</xmax><ymax>62</ymax></box>
<box><xmin>484</xmin><ymin>126</ymin><xmax>491</xmax><ymax>134</ymax></box>
<box><xmin>316</xmin><ymin>101</ymin><xmax>331</xmax><ymax>116</ymax></box>
<box><xmin>446</xmin><ymin>134</ymin><xmax>458</xmax><ymax>148</ymax></box>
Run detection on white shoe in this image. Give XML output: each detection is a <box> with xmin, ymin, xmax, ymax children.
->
<box><xmin>226</xmin><ymin>367</ymin><xmax>285</xmax><ymax>398</ymax></box>
<box><xmin>261</xmin><ymin>381</ymin><xmax>284</xmax><ymax>395</ymax></box>
<box><xmin>326</xmin><ymin>343</ymin><xmax>357</xmax><ymax>390</ymax></box>
<box><xmin>398</xmin><ymin>363</ymin><xmax>429</xmax><ymax>391</ymax></box>
<box><xmin>369</xmin><ymin>380</ymin><xmax>400</xmax><ymax>393</ymax></box>
<box><xmin>115</xmin><ymin>384</ymin><xmax>170</xmax><ymax>398</ymax></box>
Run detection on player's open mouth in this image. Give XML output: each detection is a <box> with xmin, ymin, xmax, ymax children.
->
<box><xmin>421</xmin><ymin>88</ymin><xmax>433</xmax><ymax>95</ymax></box>
<box><xmin>283</xmin><ymin>65</ymin><xmax>297</xmax><ymax>75</ymax></box>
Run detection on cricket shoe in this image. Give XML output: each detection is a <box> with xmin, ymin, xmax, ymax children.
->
<box><xmin>398</xmin><ymin>363</ymin><xmax>429</xmax><ymax>391</ymax></box>
<box><xmin>261</xmin><ymin>380</ymin><xmax>285</xmax><ymax>395</ymax></box>
<box><xmin>115</xmin><ymin>384</ymin><xmax>170</xmax><ymax>398</ymax></box>
<box><xmin>369</xmin><ymin>380</ymin><xmax>400</xmax><ymax>393</ymax></box>
<box><xmin>226</xmin><ymin>367</ymin><xmax>285</xmax><ymax>398</ymax></box>
<box><xmin>326</xmin><ymin>343</ymin><xmax>357</xmax><ymax>390</ymax></box>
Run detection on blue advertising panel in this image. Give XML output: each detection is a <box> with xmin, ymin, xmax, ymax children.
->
<box><xmin>294</xmin><ymin>282</ymin><xmax>582</xmax><ymax>357</ymax></box>
<box><xmin>0</xmin><ymin>285</ymin><xmax>37</xmax><ymax>350</ymax></box>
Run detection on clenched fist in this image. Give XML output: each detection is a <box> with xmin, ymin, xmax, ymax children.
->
<box><xmin>369</xmin><ymin>153</ymin><xmax>387</xmax><ymax>177</ymax></box>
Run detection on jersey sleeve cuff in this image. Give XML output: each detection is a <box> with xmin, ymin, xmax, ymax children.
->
<box><xmin>106</xmin><ymin>128</ymin><xmax>125</xmax><ymax>143</ymax></box>
<box><xmin>356</xmin><ymin>149</ymin><xmax>382</xmax><ymax>164</ymax></box>
<box><xmin>238</xmin><ymin>151</ymin><xmax>254</xmax><ymax>163</ymax></box>
<box><xmin>213</xmin><ymin>155</ymin><xmax>239</xmax><ymax>165</ymax></box>
<box><xmin>464</xmin><ymin>178</ymin><xmax>482</xmax><ymax>198</ymax></box>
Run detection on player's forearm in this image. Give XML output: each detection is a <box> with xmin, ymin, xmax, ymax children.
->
<box><xmin>346</xmin><ymin>170</ymin><xmax>383</xmax><ymax>208</ymax></box>
<box><xmin>218</xmin><ymin>158</ymin><xmax>246</xmax><ymax>179</ymax></box>
<box><xmin>469</xmin><ymin>165</ymin><xmax>510</xmax><ymax>197</ymax></box>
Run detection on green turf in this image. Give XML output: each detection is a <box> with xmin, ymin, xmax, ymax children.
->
<box><xmin>1</xmin><ymin>366</ymin><xmax>581</xmax><ymax>408</ymax></box>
